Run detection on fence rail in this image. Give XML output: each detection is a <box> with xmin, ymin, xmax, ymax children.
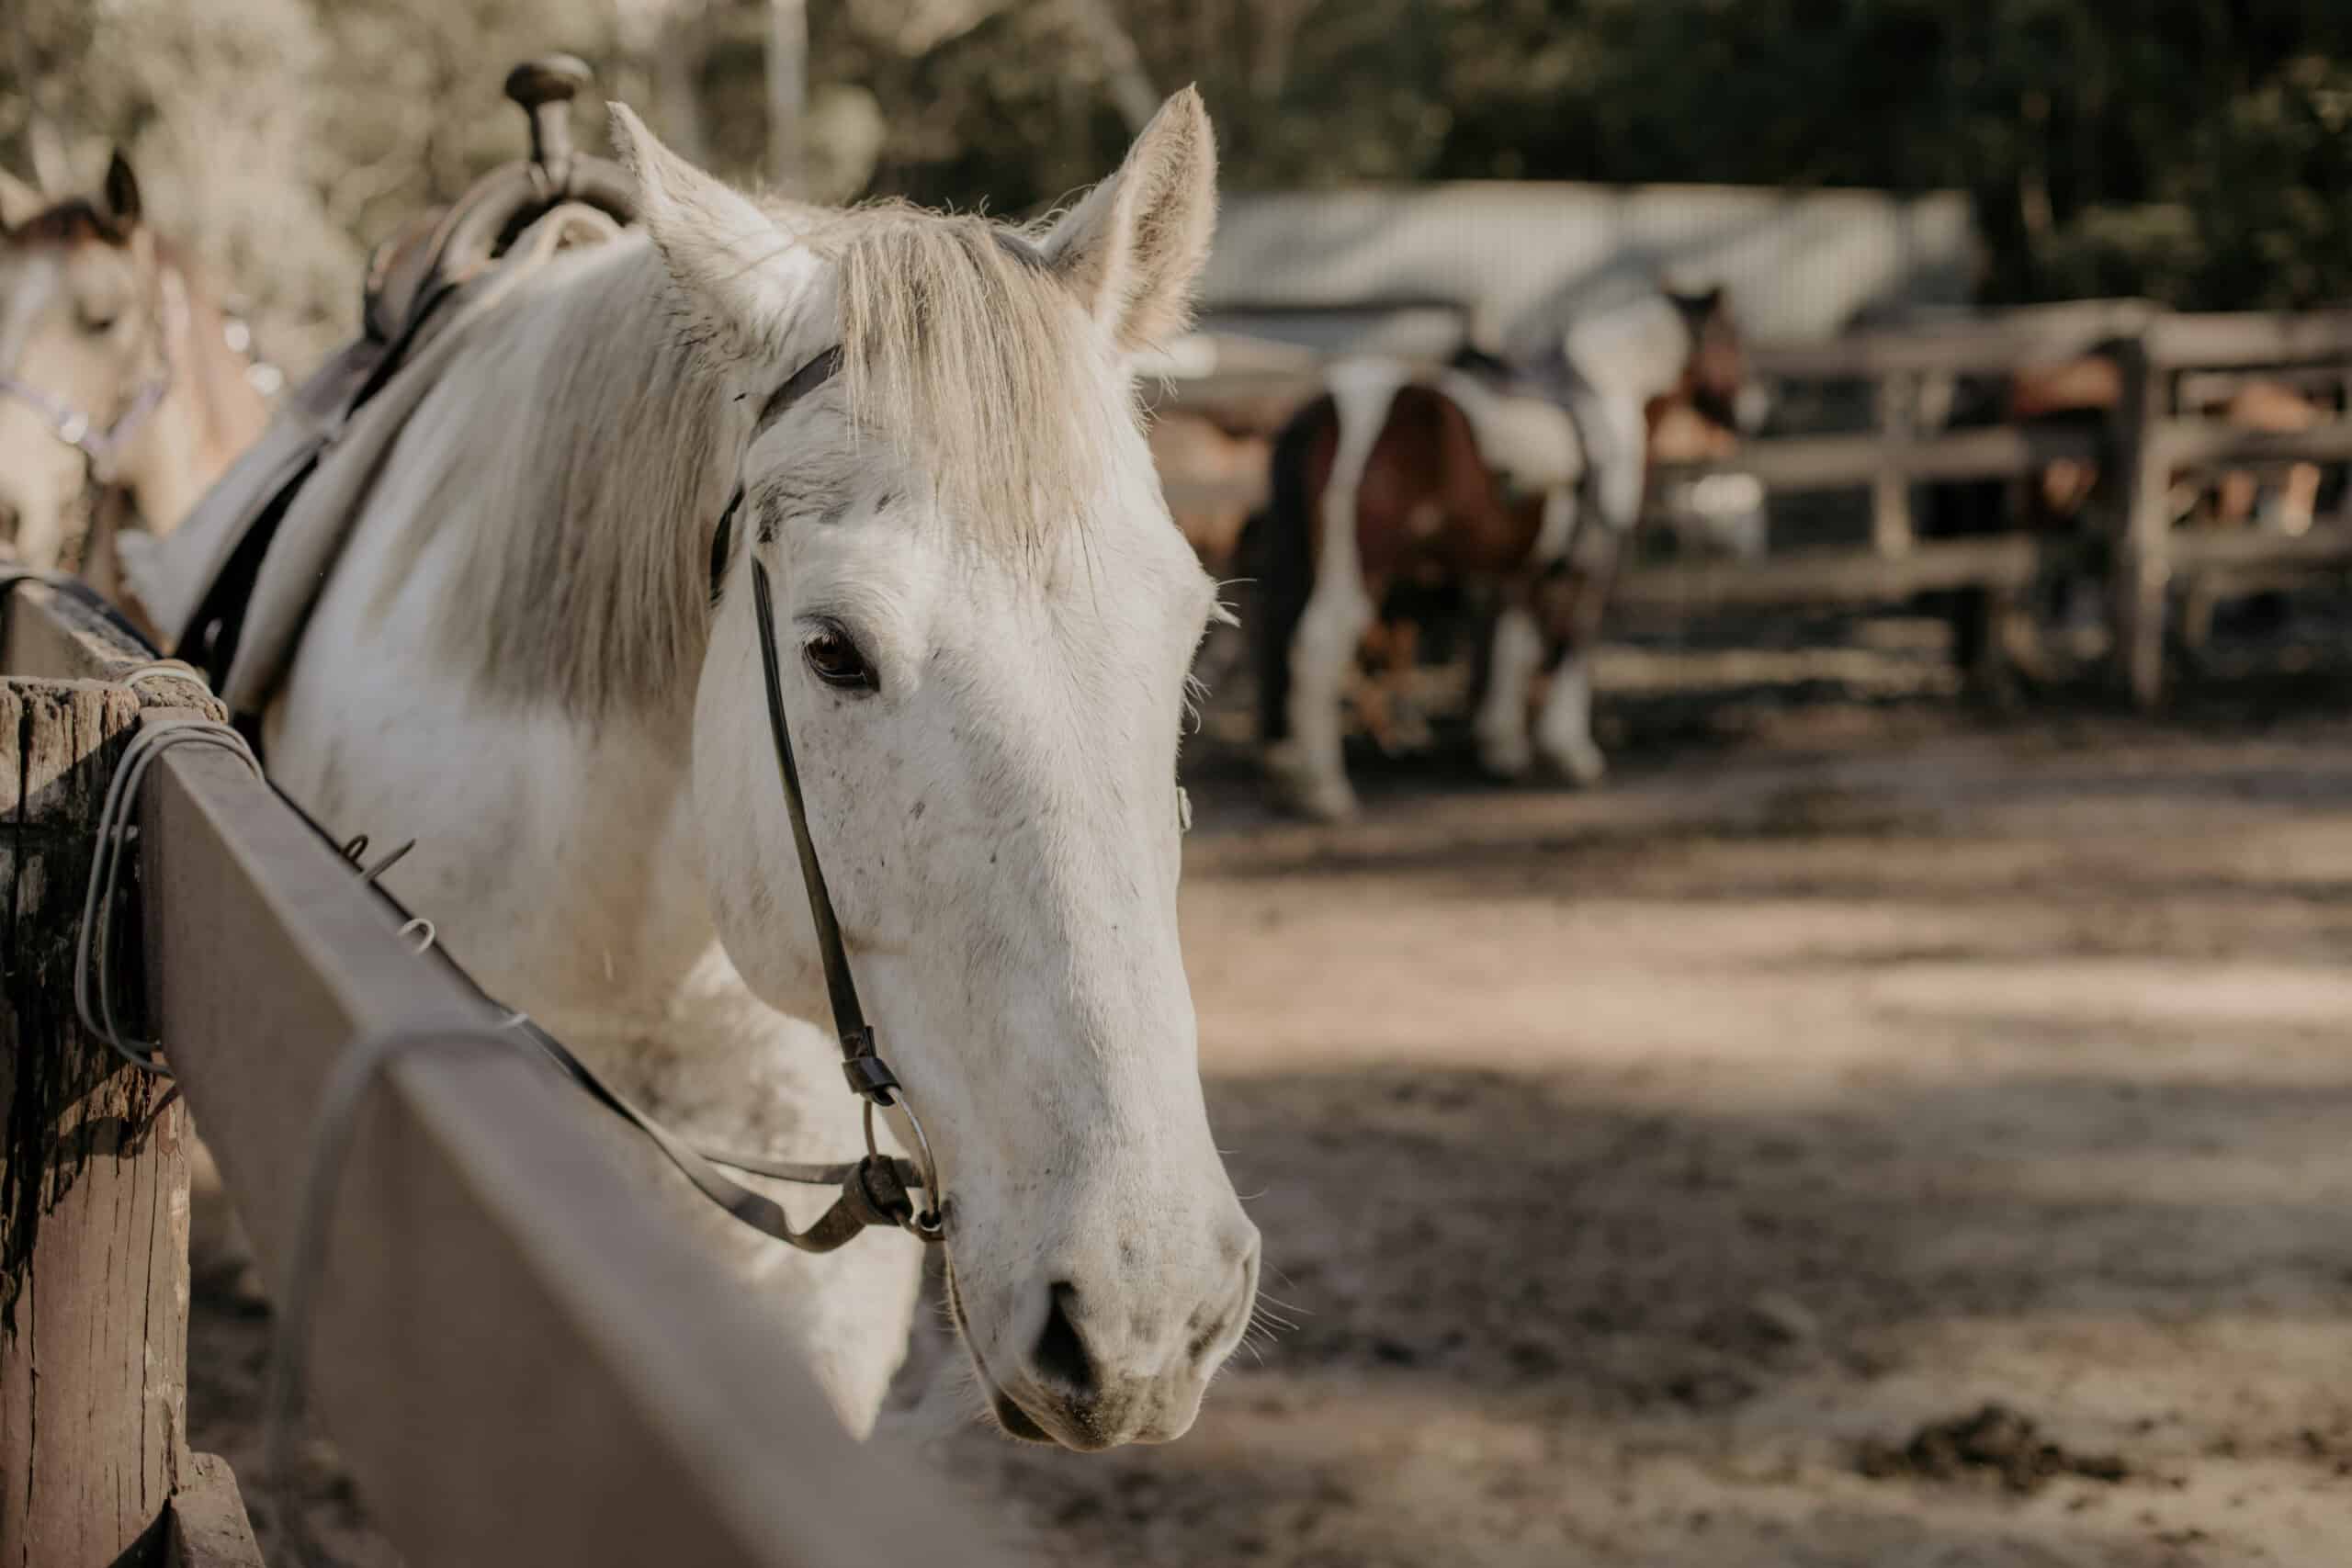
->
<box><xmin>1156</xmin><ymin>300</ymin><xmax>2352</xmax><ymax>705</ymax></box>
<box><xmin>0</xmin><ymin>580</ymin><xmax>1025</xmax><ymax>1568</ymax></box>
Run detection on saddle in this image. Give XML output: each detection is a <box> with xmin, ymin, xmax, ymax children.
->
<box><xmin>122</xmin><ymin>57</ymin><xmax>637</xmax><ymax>716</ymax></box>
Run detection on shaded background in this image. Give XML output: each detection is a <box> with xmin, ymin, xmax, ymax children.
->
<box><xmin>13</xmin><ymin>6</ymin><xmax>2352</xmax><ymax>1566</ymax></box>
<box><xmin>11</xmin><ymin>0</ymin><xmax>2352</xmax><ymax>369</ymax></box>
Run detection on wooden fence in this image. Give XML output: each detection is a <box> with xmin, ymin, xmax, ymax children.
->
<box><xmin>0</xmin><ymin>580</ymin><xmax>1024</xmax><ymax>1566</ymax></box>
<box><xmin>1154</xmin><ymin>299</ymin><xmax>2352</xmax><ymax>707</ymax></box>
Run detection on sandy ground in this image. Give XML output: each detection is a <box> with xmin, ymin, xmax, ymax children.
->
<box><xmin>189</xmin><ymin>625</ymin><xmax>2352</xmax><ymax>1566</ymax></box>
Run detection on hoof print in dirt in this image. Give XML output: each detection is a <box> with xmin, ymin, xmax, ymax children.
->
<box><xmin>1858</xmin><ymin>1404</ymin><xmax>2129</xmax><ymax>1495</ymax></box>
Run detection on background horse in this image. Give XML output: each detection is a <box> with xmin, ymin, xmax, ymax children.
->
<box><xmin>0</xmin><ymin>154</ymin><xmax>267</xmax><ymax>600</ymax></box>
<box><xmin>1248</xmin><ymin>286</ymin><xmax>1745</xmax><ymax>819</ymax></box>
<box><xmin>141</xmin><ymin>91</ymin><xmax>1257</xmax><ymax>1450</ymax></box>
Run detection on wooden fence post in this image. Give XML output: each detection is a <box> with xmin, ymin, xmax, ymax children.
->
<box><xmin>0</xmin><ymin>677</ymin><xmax>192</xmax><ymax>1566</ymax></box>
<box><xmin>1871</xmin><ymin>371</ymin><xmax>1917</xmax><ymax>557</ymax></box>
<box><xmin>2109</xmin><ymin>333</ymin><xmax>2174</xmax><ymax>708</ymax></box>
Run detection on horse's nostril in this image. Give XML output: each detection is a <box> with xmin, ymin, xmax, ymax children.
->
<box><xmin>1033</xmin><ymin>1280</ymin><xmax>1097</xmax><ymax>1396</ymax></box>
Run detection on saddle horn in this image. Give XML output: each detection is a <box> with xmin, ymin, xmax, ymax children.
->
<box><xmin>505</xmin><ymin>54</ymin><xmax>595</xmax><ymax>190</ymax></box>
<box><xmin>372</xmin><ymin>54</ymin><xmax>640</xmax><ymax>344</ymax></box>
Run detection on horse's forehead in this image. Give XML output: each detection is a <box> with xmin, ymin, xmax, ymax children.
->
<box><xmin>0</xmin><ymin>233</ymin><xmax>130</xmax><ymax>304</ymax></box>
<box><xmin>10</xmin><ymin>201</ymin><xmax>121</xmax><ymax>250</ymax></box>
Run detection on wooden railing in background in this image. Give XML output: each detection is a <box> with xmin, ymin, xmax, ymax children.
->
<box><xmin>1152</xmin><ymin>300</ymin><xmax>2352</xmax><ymax>707</ymax></box>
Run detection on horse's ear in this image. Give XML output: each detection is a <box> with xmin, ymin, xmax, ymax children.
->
<box><xmin>609</xmin><ymin>103</ymin><xmax>823</xmax><ymax>364</ymax></box>
<box><xmin>1040</xmin><ymin>85</ymin><xmax>1217</xmax><ymax>355</ymax></box>
<box><xmin>0</xmin><ymin>166</ymin><xmax>42</xmax><ymax>231</ymax></box>
<box><xmin>102</xmin><ymin>150</ymin><xmax>142</xmax><ymax>229</ymax></box>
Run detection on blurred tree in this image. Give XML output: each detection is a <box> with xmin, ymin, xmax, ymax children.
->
<box><xmin>6</xmin><ymin>0</ymin><xmax>2351</xmax><ymax>374</ymax></box>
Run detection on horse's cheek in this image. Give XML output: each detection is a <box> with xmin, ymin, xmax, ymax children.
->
<box><xmin>689</xmin><ymin>712</ymin><xmax>775</xmax><ymax>964</ymax></box>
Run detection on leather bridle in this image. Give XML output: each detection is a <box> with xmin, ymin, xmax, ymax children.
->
<box><xmin>679</xmin><ymin>339</ymin><xmax>950</xmax><ymax>1249</ymax></box>
<box><xmin>46</xmin><ymin>331</ymin><xmax>942</xmax><ymax>1258</ymax></box>
<box><xmin>0</xmin><ymin>263</ymin><xmax>179</xmax><ymax>483</ymax></box>
<box><xmin>333</xmin><ymin>340</ymin><xmax>938</xmax><ymax>1255</ymax></box>
<box><xmin>0</xmin><ymin>364</ymin><xmax>168</xmax><ymax>475</ymax></box>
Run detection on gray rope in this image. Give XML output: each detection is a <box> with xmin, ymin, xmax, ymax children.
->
<box><xmin>74</xmin><ymin>716</ymin><xmax>264</xmax><ymax>1077</ymax></box>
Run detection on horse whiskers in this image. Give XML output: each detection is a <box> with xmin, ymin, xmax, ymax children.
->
<box><xmin>1247</xmin><ymin>1303</ymin><xmax>1301</xmax><ymax>1337</ymax></box>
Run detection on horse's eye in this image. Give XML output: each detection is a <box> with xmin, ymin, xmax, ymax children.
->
<box><xmin>802</xmin><ymin>624</ymin><xmax>876</xmax><ymax>692</ymax></box>
<box><xmin>80</xmin><ymin>310</ymin><xmax>119</xmax><ymax>335</ymax></box>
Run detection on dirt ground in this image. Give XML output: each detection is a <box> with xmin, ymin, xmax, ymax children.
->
<box><xmin>190</xmin><ymin>624</ymin><xmax>2352</xmax><ymax>1566</ymax></box>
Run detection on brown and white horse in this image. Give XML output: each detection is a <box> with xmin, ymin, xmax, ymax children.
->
<box><xmin>1249</xmin><ymin>286</ymin><xmax>1744</xmax><ymax>818</ymax></box>
<box><xmin>0</xmin><ymin>155</ymin><xmax>269</xmax><ymax>600</ymax></box>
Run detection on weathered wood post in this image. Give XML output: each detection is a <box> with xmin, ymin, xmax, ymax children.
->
<box><xmin>0</xmin><ymin>676</ymin><xmax>189</xmax><ymax>1565</ymax></box>
<box><xmin>1871</xmin><ymin>370</ymin><xmax>1917</xmax><ymax>558</ymax></box>
<box><xmin>2109</xmin><ymin>330</ymin><xmax>2174</xmax><ymax>709</ymax></box>
<box><xmin>1</xmin><ymin>581</ymin><xmax>262</xmax><ymax>1568</ymax></box>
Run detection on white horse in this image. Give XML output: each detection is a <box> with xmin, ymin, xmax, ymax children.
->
<box><xmin>220</xmin><ymin>93</ymin><xmax>1256</xmax><ymax>1448</ymax></box>
<box><xmin>1253</xmin><ymin>285</ymin><xmax>1744</xmax><ymax>819</ymax></box>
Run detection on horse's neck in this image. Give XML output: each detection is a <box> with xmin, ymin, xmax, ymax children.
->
<box><xmin>264</xmin><ymin>240</ymin><xmax>733</xmax><ymax>1022</ymax></box>
<box><xmin>1565</xmin><ymin>296</ymin><xmax>1690</xmax><ymax>409</ymax></box>
<box><xmin>378</xmin><ymin>238</ymin><xmax>736</xmax><ymax>718</ymax></box>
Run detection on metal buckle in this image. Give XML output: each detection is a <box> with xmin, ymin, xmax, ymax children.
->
<box><xmin>863</xmin><ymin>1096</ymin><xmax>945</xmax><ymax>1244</ymax></box>
<box><xmin>841</xmin><ymin>1049</ymin><xmax>900</xmax><ymax>1103</ymax></box>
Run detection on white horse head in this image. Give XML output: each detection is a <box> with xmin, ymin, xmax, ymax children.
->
<box><xmin>637</xmin><ymin>96</ymin><xmax>1255</xmax><ymax>1447</ymax></box>
<box><xmin>274</xmin><ymin>91</ymin><xmax>1253</xmax><ymax>1450</ymax></box>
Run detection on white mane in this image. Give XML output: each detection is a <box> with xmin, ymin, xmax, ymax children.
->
<box><xmin>385</xmin><ymin>201</ymin><xmax>1130</xmax><ymax>719</ymax></box>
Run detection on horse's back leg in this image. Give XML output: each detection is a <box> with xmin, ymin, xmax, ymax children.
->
<box><xmin>1475</xmin><ymin>591</ymin><xmax>1544</xmax><ymax>778</ymax></box>
<box><xmin>1268</xmin><ymin>366</ymin><xmax>1399</xmax><ymax>819</ymax></box>
<box><xmin>1530</xmin><ymin>525</ymin><xmax>1617</xmax><ymax>786</ymax></box>
<box><xmin>1532</xmin><ymin>645</ymin><xmax>1607</xmax><ymax>785</ymax></box>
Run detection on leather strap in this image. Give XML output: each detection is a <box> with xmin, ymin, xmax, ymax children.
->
<box><xmin>514</xmin><ymin>1018</ymin><xmax>918</xmax><ymax>1253</ymax></box>
<box><xmin>750</xmin><ymin>557</ymin><xmax>896</xmax><ymax>1097</ymax></box>
<box><xmin>729</xmin><ymin>345</ymin><xmax>886</xmax><ymax>1078</ymax></box>
<box><xmin>262</xmin><ymin>750</ymin><xmax>930</xmax><ymax>1256</ymax></box>
<box><xmin>723</xmin><ymin>342</ymin><xmax>945</xmax><ymax>1243</ymax></box>
<box><xmin>755</xmin><ymin>344</ymin><xmax>844</xmax><ymax>432</ymax></box>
